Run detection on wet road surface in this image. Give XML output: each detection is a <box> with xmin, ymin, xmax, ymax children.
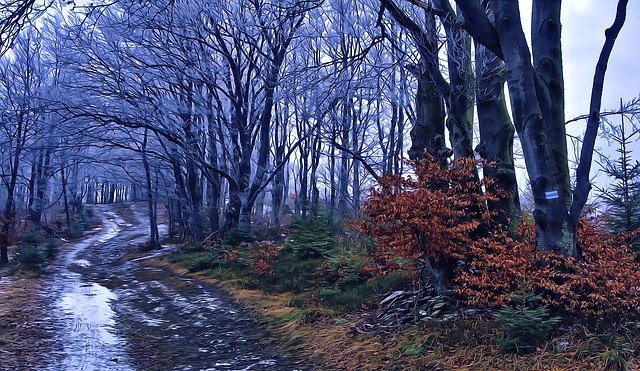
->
<box><xmin>39</xmin><ymin>203</ymin><xmax>304</xmax><ymax>370</ymax></box>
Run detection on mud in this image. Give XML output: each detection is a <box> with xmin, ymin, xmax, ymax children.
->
<box><xmin>34</xmin><ymin>203</ymin><xmax>306</xmax><ymax>370</ymax></box>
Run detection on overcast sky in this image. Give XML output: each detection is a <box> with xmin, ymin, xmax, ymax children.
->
<box><xmin>514</xmin><ymin>0</ymin><xmax>640</xmax><ymax>194</ymax></box>
<box><xmin>530</xmin><ymin>0</ymin><xmax>640</xmax><ymax>120</ymax></box>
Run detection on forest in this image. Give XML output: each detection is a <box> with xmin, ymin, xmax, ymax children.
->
<box><xmin>0</xmin><ymin>0</ymin><xmax>639</xmax><ymax>369</ymax></box>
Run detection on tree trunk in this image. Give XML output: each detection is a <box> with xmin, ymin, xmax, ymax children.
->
<box><xmin>310</xmin><ymin>130</ymin><xmax>321</xmax><ymax>216</ymax></box>
<box><xmin>338</xmin><ymin>96</ymin><xmax>351</xmax><ymax>217</ymax></box>
<box><xmin>532</xmin><ymin>0</ymin><xmax>571</xmax><ymax>208</ymax></box>
<box><xmin>271</xmin><ymin>106</ymin><xmax>286</xmax><ymax>225</ymax></box>
<box><xmin>571</xmin><ymin>0</ymin><xmax>629</xmax><ymax>224</ymax></box>
<box><xmin>491</xmin><ymin>1</ymin><xmax>577</xmax><ymax>257</ymax></box>
<box><xmin>475</xmin><ymin>32</ymin><xmax>520</xmax><ymax>228</ymax></box>
<box><xmin>440</xmin><ymin>3</ymin><xmax>475</xmax><ymax>159</ymax></box>
<box><xmin>142</xmin><ymin>130</ymin><xmax>159</xmax><ymax>248</ymax></box>
<box><xmin>61</xmin><ymin>165</ymin><xmax>71</xmax><ymax>228</ymax></box>
<box><xmin>407</xmin><ymin>66</ymin><xmax>447</xmax><ymax>162</ymax></box>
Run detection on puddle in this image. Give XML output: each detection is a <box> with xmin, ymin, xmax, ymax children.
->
<box><xmin>36</xmin><ymin>203</ymin><xmax>304</xmax><ymax>370</ymax></box>
<box><xmin>73</xmin><ymin>259</ymin><xmax>92</xmax><ymax>267</ymax></box>
<box><xmin>59</xmin><ymin>282</ymin><xmax>118</xmax><ymax>344</ymax></box>
<box><xmin>41</xmin><ymin>209</ymin><xmax>133</xmax><ymax>370</ymax></box>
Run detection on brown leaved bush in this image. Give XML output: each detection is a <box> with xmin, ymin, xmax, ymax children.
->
<box><xmin>354</xmin><ymin>154</ymin><xmax>497</xmax><ymax>275</ymax></box>
<box><xmin>356</xmin><ymin>155</ymin><xmax>640</xmax><ymax>317</ymax></box>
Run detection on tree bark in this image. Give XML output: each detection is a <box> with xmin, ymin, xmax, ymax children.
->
<box><xmin>141</xmin><ymin>130</ymin><xmax>159</xmax><ymax>248</ymax></box>
<box><xmin>490</xmin><ymin>1</ymin><xmax>577</xmax><ymax>257</ymax></box>
<box><xmin>475</xmin><ymin>15</ymin><xmax>520</xmax><ymax>228</ymax></box>
<box><xmin>532</xmin><ymin>0</ymin><xmax>571</xmax><ymax>208</ymax></box>
<box><xmin>436</xmin><ymin>1</ymin><xmax>475</xmax><ymax>159</ymax></box>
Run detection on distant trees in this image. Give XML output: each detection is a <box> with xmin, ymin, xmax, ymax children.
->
<box><xmin>0</xmin><ymin>0</ymin><xmax>634</xmax><ymax>267</ymax></box>
<box><xmin>0</xmin><ymin>30</ymin><xmax>46</xmax><ymax>264</ymax></box>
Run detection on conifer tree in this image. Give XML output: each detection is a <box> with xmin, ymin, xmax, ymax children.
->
<box><xmin>597</xmin><ymin>100</ymin><xmax>640</xmax><ymax>252</ymax></box>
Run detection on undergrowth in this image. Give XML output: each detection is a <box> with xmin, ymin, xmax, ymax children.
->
<box><xmin>165</xmin><ymin>157</ymin><xmax>640</xmax><ymax>369</ymax></box>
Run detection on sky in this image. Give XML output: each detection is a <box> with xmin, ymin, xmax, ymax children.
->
<box><xmin>523</xmin><ymin>0</ymin><xmax>640</xmax><ymax>121</ymax></box>
<box><xmin>516</xmin><ymin>0</ymin><xmax>640</xmax><ymax>195</ymax></box>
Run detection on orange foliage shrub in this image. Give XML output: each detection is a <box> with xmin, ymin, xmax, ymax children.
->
<box><xmin>458</xmin><ymin>218</ymin><xmax>640</xmax><ymax>316</ymax></box>
<box><xmin>455</xmin><ymin>225</ymin><xmax>534</xmax><ymax>308</ymax></box>
<box><xmin>249</xmin><ymin>241</ymin><xmax>282</xmax><ymax>276</ymax></box>
<box><xmin>356</xmin><ymin>155</ymin><xmax>640</xmax><ymax>317</ymax></box>
<box><xmin>354</xmin><ymin>154</ymin><xmax>498</xmax><ymax>275</ymax></box>
<box><xmin>530</xmin><ymin>218</ymin><xmax>640</xmax><ymax>316</ymax></box>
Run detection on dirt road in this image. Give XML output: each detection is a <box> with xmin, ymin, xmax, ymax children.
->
<box><xmin>31</xmin><ymin>203</ymin><xmax>303</xmax><ymax>370</ymax></box>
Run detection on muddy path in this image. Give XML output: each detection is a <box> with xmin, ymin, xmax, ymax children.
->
<box><xmin>37</xmin><ymin>203</ymin><xmax>306</xmax><ymax>370</ymax></box>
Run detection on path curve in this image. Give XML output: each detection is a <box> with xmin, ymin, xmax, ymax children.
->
<box><xmin>38</xmin><ymin>203</ymin><xmax>303</xmax><ymax>370</ymax></box>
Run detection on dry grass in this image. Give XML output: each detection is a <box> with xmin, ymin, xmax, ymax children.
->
<box><xmin>155</xmin><ymin>256</ymin><xmax>640</xmax><ymax>370</ymax></box>
<box><xmin>0</xmin><ymin>273</ymin><xmax>59</xmax><ymax>369</ymax></box>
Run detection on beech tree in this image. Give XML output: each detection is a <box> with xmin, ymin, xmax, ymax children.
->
<box><xmin>380</xmin><ymin>0</ymin><xmax>629</xmax><ymax>257</ymax></box>
<box><xmin>0</xmin><ymin>30</ymin><xmax>45</xmax><ymax>264</ymax></box>
<box><xmin>453</xmin><ymin>0</ymin><xmax>629</xmax><ymax>257</ymax></box>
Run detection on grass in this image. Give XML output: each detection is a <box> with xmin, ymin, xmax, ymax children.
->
<box><xmin>317</xmin><ymin>272</ymin><xmax>410</xmax><ymax>312</ymax></box>
<box><xmin>160</xmin><ymin>217</ymin><xmax>640</xmax><ymax>370</ymax></box>
<box><xmin>161</xmin><ymin>249</ymin><xmax>640</xmax><ymax>370</ymax></box>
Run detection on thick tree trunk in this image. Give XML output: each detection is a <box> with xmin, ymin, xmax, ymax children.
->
<box><xmin>491</xmin><ymin>1</ymin><xmax>577</xmax><ymax>257</ymax></box>
<box><xmin>475</xmin><ymin>35</ymin><xmax>520</xmax><ymax>228</ymax></box>
<box><xmin>440</xmin><ymin>3</ymin><xmax>475</xmax><ymax>159</ymax></box>
<box><xmin>407</xmin><ymin>67</ymin><xmax>447</xmax><ymax>162</ymax></box>
<box><xmin>532</xmin><ymin>0</ymin><xmax>571</xmax><ymax>208</ymax></box>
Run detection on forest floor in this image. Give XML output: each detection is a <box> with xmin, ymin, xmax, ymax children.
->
<box><xmin>0</xmin><ymin>203</ymin><xmax>307</xmax><ymax>370</ymax></box>
<box><xmin>2</xmin><ymin>203</ymin><xmax>639</xmax><ymax>370</ymax></box>
<box><xmin>157</xmin><ymin>241</ymin><xmax>640</xmax><ymax>370</ymax></box>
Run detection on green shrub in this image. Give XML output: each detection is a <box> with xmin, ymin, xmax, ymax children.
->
<box><xmin>287</xmin><ymin>215</ymin><xmax>336</xmax><ymax>259</ymax></box>
<box><xmin>17</xmin><ymin>232</ymin><xmax>59</xmax><ymax>263</ymax></box>
<box><xmin>15</xmin><ymin>244</ymin><xmax>46</xmax><ymax>271</ymax></box>
<box><xmin>253</xmin><ymin>223</ymin><xmax>284</xmax><ymax>242</ymax></box>
<box><xmin>317</xmin><ymin>271</ymin><xmax>410</xmax><ymax>312</ymax></box>
<box><xmin>42</xmin><ymin>238</ymin><xmax>60</xmax><ymax>259</ymax></box>
<box><xmin>252</xmin><ymin>250</ymin><xmax>321</xmax><ymax>293</ymax></box>
<box><xmin>494</xmin><ymin>292</ymin><xmax>561</xmax><ymax>354</ymax></box>
<box><xmin>19</xmin><ymin>232</ymin><xmax>45</xmax><ymax>247</ymax></box>
<box><xmin>224</xmin><ymin>226</ymin><xmax>254</xmax><ymax>246</ymax></box>
<box><xmin>324</xmin><ymin>236</ymin><xmax>373</xmax><ymax>289</ymax></box>
<box><xmin>180</xmin><ymin>252</ymin><xmax>222</xmax><ymax>272</ymax></box>
<box><xmin>65</xmin><ymin>224</ymin><xmax>84</xmax><ymax>239</ymax></box>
